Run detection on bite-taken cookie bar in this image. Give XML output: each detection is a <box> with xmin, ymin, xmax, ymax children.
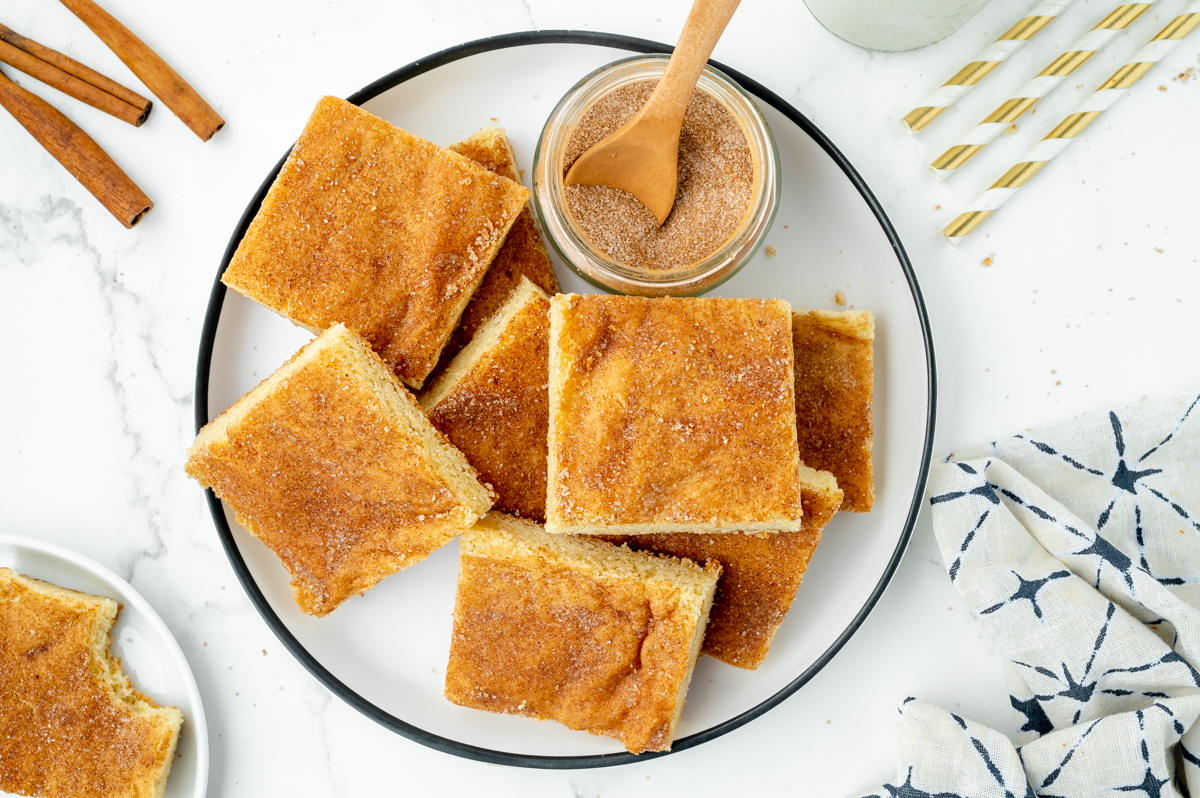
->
<box><xmin>0</xmin><ymin>569</ymin><xmax>183</xmax><ymax>798</ymax></box>
<box><xmin>596</xmin><ymin>464</ymin><xmax>843</xmax><ymax>670</ymax></box>
<box><xmin>422</xmin><ymin>277</ymin><xmax>551</xmax><ymax>522</ymax></box>
<box><xmin>222</xmin><ymin>97</ymin><xmax>530</xmax><ymax>389</ymax></box>
<box><xmin>186</xmin><ymin>324</ymin><xmax>492</xmax><ymax>617</ymax></box>
<box><xmin>792</xmin><ymin>309</ymin><xmax>875</xmax><ymax>512</ymax></box>
<box><xmin>546</xmin><ymin>294</ymin><xmax>804</xmax><ymax>535</ymax></box>
<box><xmin>445</xmin><ymin>513</ymin><xmax>720</xmax><ymax>754</ymax></box>
<box><xmin>428</xmin><ymin>126</ymin><xmax>559</xmax><ymax>379</ymax></box>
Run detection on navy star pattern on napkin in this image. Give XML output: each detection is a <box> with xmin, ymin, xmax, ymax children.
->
<box><xmin>860</xmin><ymin>700</ymin><xmax>1034</xmax><ymax>798</ymax></box>
<box><xmin>1012</xmin><ymin>602</ymin><xmax>1116</xmax><ymax>725</ymax></box>
<box><xmin>1010</xmin><ymin>694</ymin><xmax>1053</xmax><ymax>737</ymax></box>
<box><xmin>857</xmin><ymin>393</ymin><xmax>1200</xmax><ymax>798</ymax></box>
<box><xmin>979</xmin><ymin>569</ymin><xmax>1071</xmax><ymax>621</ymax></box>
<box><xmin>1017</xmin><ymin>399</ymin><xmax>1200</xmax><ymax>574</ymax></box>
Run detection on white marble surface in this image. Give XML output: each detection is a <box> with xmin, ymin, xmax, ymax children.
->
<box><xmin>0</xmin><ymin>0</ymin><xmax>1197</xmax><ymax>794</ymax></box>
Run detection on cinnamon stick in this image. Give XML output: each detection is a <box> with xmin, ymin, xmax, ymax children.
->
<box><xmin>58</xmin><ymin>0</ymin><xmax>223</xmax><ymax>141</ymax></box>
<box><xmin>0</xmin><ymin>24</ymin><xmax>150</xmax><ymax>115</ymax></box>
<box><xmin>0</xmin><ymin>68</ymin><xmax>152</xmax><ymax>227</ymax></box>
<box><xmin>0</xmin><ymin>26</ymin><xmax>150</xmax><ymax>126</ymax></box>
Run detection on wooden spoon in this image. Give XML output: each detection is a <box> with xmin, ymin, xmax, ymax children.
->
<box><xmin>564</xmin><ymin>0</ymin><xmax>741</xmax><ymax>226</ymax></box>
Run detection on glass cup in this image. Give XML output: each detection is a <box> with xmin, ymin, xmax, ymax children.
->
<box><xmin>531</xmin><ymin>55</ymin><xmax>779</xmax><ymax>297</ymax></box>
<box><xmin>804</xmin><ymin>0</ymin><xmax>994</xmax><ymax>51</ymax></box>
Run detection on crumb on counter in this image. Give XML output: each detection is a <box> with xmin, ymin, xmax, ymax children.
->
<box><xmin>765</xmin><ymin>245</ymin><xmax>777</xmax><ymax>257</ymax></box>
<box><xmin>982</xmin><ymin>254</ymin><xmax>994</xmax><ymax>267</ymax></box>
<box><xmin>834</xmin><ymin>289</ymin><xmax>846</xmax><ymax>306</ymax></box>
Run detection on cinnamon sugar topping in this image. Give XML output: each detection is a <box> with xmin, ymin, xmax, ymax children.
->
<box><xmin>546</xmin><ymin>295</ymin><xmax>803</xmax><ymax>534</ymax></box>
<box><xmin>563</xmin><ymin>81</ymin><xmax>754</xmax><ymax>270</ymax></box>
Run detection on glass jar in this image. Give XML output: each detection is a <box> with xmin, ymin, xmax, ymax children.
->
<box><xmin>804</xmin><ymin>0</ymin><xmax>994</xmax><ymax>51</ymax></box>
<box><xmin>531</xmin><ymin>56</ymin><xmax>779</xmax><ymax>297</ymax></box>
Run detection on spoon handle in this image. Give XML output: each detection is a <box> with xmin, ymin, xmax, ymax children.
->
<box><xmin>651</xmin><ymin>0</ymin><xmax>742</xmax><ymax>123</ymax></box>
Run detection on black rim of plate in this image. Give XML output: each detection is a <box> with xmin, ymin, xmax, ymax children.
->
<box><xmin>195</xmin><ymin>30</ymin><xmax>937</xmax><ymax>770</ymax></box>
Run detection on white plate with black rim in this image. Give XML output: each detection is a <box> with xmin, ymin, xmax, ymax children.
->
<box><xmin>194</xmin><ymin>31</ymin><xmax>935</xmax><ymax>769</ymax></box>
<box><xmin>0</xmin><ymin>534</ymin><xmax>208</xmax><ymax>796</ymax></box>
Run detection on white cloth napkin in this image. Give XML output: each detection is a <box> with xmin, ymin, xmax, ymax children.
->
<box><xmin>858</xmin><ymin>392</ymin><xmax>1200</xmax><ymax>798</ymax></box>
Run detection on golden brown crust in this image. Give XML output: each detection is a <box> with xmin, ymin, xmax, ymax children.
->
<box><xmin>424</xmin><ymin>279</ymin><xmax>551</xmax><ymax>521</ymax></box>
<box><xmin>448</xmin><ymin>126</ymin><xmax>518</xmax><ymax>178</ymax></box>
<box><xmin>596</xmin><ymin>466</ymin><xmax>843</xmax><ymax>670</ymax></box>
<box><xmin>186</xmin><ymin>325</ymin><xmax>491</xmax><ymax>616</ymax></box>
<box><xmin>445</xmin><ymin>514</ymin><xmax>719</xmax><ymax>754</ymax></box>
<box><xmin>546</xmin><ymin>295</ymin><xmax>803</xmax><ymax>534</ymax></box>
<box><xmin>0</xmin><ymin>569</ymin><xmax>182</xmax><ymax>798</ymax></box>
<box><xmin>429</xmin><ymin>127</ymin><xmax>559</xmax><ymax>379</ymax></box>
<box><xmin>792</xmin><ymin>309</ymin><xmax>875</xmax><ymax>512</ymax></box>
<box><xmin>221</xmin><ymin>98</ymin><xmax>530</xmax><ymax>389</ymax></box>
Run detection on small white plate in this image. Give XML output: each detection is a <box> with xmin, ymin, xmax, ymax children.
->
<box><xmin>0</xmin><ymin>534</ymin><xmax>208</xmax><ymax>798</ymax></box>
<box><xmin>198</xmin><ymin>32</ymin><xmax>935</xmax><ymax>767</ymax></box>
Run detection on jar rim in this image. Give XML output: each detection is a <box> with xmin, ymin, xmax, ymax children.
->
<box><xmin>531</xmin><ymin>55</ymin><xmax>780</xmax><ymax>296</ymax></box>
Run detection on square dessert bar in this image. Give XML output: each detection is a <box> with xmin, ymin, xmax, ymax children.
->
<box><xmin>422</xmin><ymin>277</ymin><xmax>551</xmax><ymax>522</ymax></box>
<box><xmin>546</xmin><ymin>294</ymin><xmax>804</xmax><ymax>535</ymax></box>
<box><xmin>596</xmin><ymin>464</ymin><xmax>843</xmax><ymax>670</ymax></box>
<box><xmin>0</xmin><ymin>569</ymin><xmax>183</xmax><ymax>798</ymax></box>
<box><xmin>222</xmin><ymin>97</ymin><xmax>531</xmax><ymax>389</ymax></box>
<box><xmin>186</xmin><ymin>324</ymin><xmax>492</xmax><ymax>617</ymax></box>
<box><xmin>445</xmin><ymin>513</ymin><xmax>720</xmax><ymax>754</ymax></box>
<box><xmin>792</xmin><ymin>309</ymin><xmax>875</xmax><ymax>512</ymax></box>
<box><xmin>428</xmin><ymin>126</ymin><xmax>559</xmax><ymax>378</ymax></box>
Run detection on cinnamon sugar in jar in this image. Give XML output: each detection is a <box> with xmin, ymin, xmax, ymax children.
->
<box><xmin>533</xmin><ymin>56</ymin><xmax>779</xmax><ymax>297</ymax></box>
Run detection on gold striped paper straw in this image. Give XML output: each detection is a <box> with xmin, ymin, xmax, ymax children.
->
<box><xmin>943</xmin><ymin>0</ymin><xmax>1200</xmax><ymax>244</ymax></box>
<box><xmin>903</xmin><ymin>0</ymin><xmax>1077</xmax><ymax>134</ymax></box>
<box><xmin>930</xmin><ymin>1</ymin><xmax>1154</xmax><ymax>180</ymax></box>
